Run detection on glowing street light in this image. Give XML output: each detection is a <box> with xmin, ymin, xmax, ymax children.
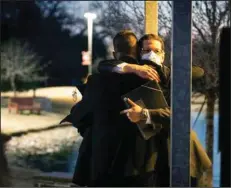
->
<box><xmin>84</xmin><ymin>12</ymin><xmax>97</xmax><ymax>75</ymax></box>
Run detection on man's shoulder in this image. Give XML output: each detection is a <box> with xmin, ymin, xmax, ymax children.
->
<box><xmin>162</xmin><ymin>65</ymin><xmax>170</xmax><ymax>77</ymax></box>
<box><xmin>89</xmin><ymin>73</ymin><xmax>120</xmax><ymax>82</ymax></box>
<box><xmin>163</xmin><ymin>64</ymin><xmax>170</xmax><ymax>70</ymax></box>
<box><xmin>87</xmin><ymin>73</ymin><xmax>109</xmax><ymax>83</ymax></box>
<box><xmin>87</xmin><ymin>73</ymin><xmax>121</xmax><ymax>92</ymax></box>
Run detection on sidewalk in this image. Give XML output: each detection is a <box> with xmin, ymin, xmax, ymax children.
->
<box><xmin>1</xmin><ymin>108</ymin><xmax>67</xmax><ymax>135</ymax></box>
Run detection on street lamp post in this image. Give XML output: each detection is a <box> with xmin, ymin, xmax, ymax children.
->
<box><xmin>84</xmin><ymin>12</ymin><xmax>97</xmax><ymax>75</ymax></box>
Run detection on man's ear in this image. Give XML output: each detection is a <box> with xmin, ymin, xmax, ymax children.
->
<box><xmin>113</xmin><ymin>52</ymin><xmax>121</xmax><ymax>60</ymax></box>
<box><xmin>113</xmin><ymin>51</ymin><xmax>116</xmax><ymax>59</ymax></box>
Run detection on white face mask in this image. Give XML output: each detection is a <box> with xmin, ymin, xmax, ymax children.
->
<box><xmin>141</xmin><ymin>51</ymin><xmax>162</xmax><ymax>66</ymax></box>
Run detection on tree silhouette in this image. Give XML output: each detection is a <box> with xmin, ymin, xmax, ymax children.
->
<box><xmin>1</xmin><ymin>39</ymin><xmax>48</xmax><ymax>96</ymax></box>
<box><xmin>1</xmin><ymin>1</ymin><xmax>107</xmax><ymax>89</ymax></box>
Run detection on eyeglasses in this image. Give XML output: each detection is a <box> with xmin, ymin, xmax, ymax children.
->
<box><xmin>141</xmin><ymin>49</ymin><xmax>163</xmax><ymax>55</ymax></box>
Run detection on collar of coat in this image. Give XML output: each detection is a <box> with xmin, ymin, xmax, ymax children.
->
<box><xmin>118</xmin><ymin>55</ymin><xmax>139</xmax><ymax>65</ymax></box>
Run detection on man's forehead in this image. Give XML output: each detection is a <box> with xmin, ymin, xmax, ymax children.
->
<box><xmin>143</xmin><ymin>39</ymin><xmax>162</xmax><ymax>49</ymax></box>
<box><xmin>143</xmin><ymin>39</ymin><xmax>161</xmax><ymax>45</ymax></box>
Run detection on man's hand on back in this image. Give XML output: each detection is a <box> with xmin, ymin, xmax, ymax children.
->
<box><xmin>123</xmin><ymin>64</ymin><xmax>160</xmax><ymax>82</ymax></box>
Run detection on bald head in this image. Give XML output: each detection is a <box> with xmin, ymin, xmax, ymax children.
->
<box><xmin>113</xmin><ymin>30</ymin><xmax>138</xmax><ymax>59</ymax></box>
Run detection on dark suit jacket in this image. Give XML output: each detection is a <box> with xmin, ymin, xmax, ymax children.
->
<box><xmin>62</xmin><ymin>56</ymin><xmax>170</xmax><ymax>186</ymax></box>
<box><xmin>98</xmin><ymin>59</ymin><xmax>171</xmax><ymax>106</ymax></box>
<box><xmin>97</xmin><ymin>58</ymin><xmax>212</xmax><ymax>184</ymax></box>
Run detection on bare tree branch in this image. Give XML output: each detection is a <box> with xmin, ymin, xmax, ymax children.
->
<box><xmin>204</xmin><ymin>2</ymin><xmax>211</xmax><ymax>24</ymax></box>
<box><xmin>87</xmin><ymin>1</ymin><xmax>229</xmax><ymax>92</ymax></box>
<box><xmin>217</xmin><ymin>1</ymin><xmax>230</xmax><ymax>28</ymax></box>
<box><xmin>1</xmin><ymin>39</ymin><xmax>49</xmax><ymax>93</ymax></box>
<box><xmin>192</xmin><ymin>20</ymin><xmax>209</xmax><ymax>44</ymax></box>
